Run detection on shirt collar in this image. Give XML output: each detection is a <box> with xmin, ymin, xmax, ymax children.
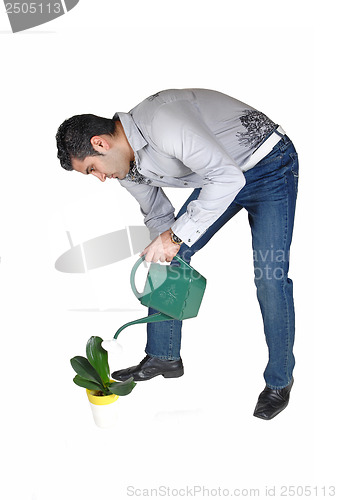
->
<box><xmin>114</xmin><ymin>112</ymin><xmax>147</xmax><ymax>152</ymax></box>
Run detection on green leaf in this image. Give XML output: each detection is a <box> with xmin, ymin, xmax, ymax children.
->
<box><xmin>70</xmin><ymin>356</ymin><xmax>103</xmax><ymax>386</ymax></box>
<box><xmin>107</xmin><ymin>377</ymin><xmax>137</xmax><ymax>396</ymax></box>
<box><xmin>86</xmin><ymin>336</ymin><xmax>110</xmax><ymax>385</ymax></box>
<box><xmin>73</xmin><ymin>375</ymin><xmax>104</xmax><ymax>392</ymax></box>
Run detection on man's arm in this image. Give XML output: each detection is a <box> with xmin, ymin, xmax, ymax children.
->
<box><xmin>118</xmin><ymin>180</ymin><xmax>176</xmax><ymax>240</ymax></box>
<box><xmin>118</xmin><ymin>180</ymin><xmax>180</xmax><ymax>262</ymax></box>
<box><xmin>150</xmin><ymin>100</ymin><xmax>246</xmax><ymax>247</ymax></box>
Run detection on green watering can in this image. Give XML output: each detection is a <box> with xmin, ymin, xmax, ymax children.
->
<box><xmin>113</xmin><ymin>255</ymin><xmax>207</xmax><ymax>339</ymax></box>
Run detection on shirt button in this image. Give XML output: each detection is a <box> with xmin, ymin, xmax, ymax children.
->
<box><xmin>184</xmin><ymin>182</ymin><xmax>188</xmax><ymax>186</ymax></box>
<box><xmin>160</xmin><ymin>176</ymin><xmax>164</xmax><ymax>179</ymax></box>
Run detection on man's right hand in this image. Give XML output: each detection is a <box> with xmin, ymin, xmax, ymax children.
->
<box><xmin>140</xmin><ymin>230</ymin><xmax>181</xmax><ymax>263</ymax></box>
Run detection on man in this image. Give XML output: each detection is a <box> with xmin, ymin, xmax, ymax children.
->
<box><xmin>56</xmin><ymin>88</ymin><xmax>298</xmax><ymax>420</ymax></box>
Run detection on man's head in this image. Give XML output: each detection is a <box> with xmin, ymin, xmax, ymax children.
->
<box><xmin>56</xmin><ymin>114</ymin><xmax>134</xmax><ymax>181</ymax></box>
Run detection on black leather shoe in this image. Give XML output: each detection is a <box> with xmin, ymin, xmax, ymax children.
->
<box><xmin>111</xmin><ymin>355</ymin><xmax>184</xmax><ymax>382</ymax></box>
<box><xmin>253</xmin><ymin>377</ymin><xmax>294</xmax><ymax>420</ymax></box>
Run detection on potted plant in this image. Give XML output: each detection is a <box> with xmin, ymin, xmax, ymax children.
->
<box><xmin>70</xmin><ymin>336</ymin><xmax>136</xmax><ymax>428</ymax></box>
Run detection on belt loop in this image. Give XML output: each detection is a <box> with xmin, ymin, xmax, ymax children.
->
<box><xmin>274</xmin><ymin>126</ymin><xmax>289</xmax><ymax>151</ymax></box>
<box><xmin>278</xmin><ymin>135</ymin><xmax>290</xmax><ymax>152</ymax></box>
<box><xmin>274</xmin><ymin>128</ymin><xmax>285</xmax><ymax>138</ymax></box>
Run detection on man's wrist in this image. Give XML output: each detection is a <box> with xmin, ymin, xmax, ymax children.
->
<box><xmin>169</xmin><ymin>228</ymin><xmax>183</xmax><ymax>246</ymax></box>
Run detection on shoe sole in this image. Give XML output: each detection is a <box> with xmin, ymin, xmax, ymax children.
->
<box><xmin>162</xmin><ymin>368</ymin><xmax>184</xmax><ymax>378</ymax></box>
<box><xmin>112</xmin><ymin>368</ymin><xmax>184</xmax><ymax>382</ymax></box>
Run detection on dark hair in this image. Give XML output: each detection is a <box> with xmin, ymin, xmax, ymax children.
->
<box><xmin>56</xmin><ymin>114</ymin><xmax>119</xmax><ymax>171</ymax></box>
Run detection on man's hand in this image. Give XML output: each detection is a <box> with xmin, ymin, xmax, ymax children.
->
<box><xmin>140</xmin><ymin>229</ymin><xmax>181</xmax><ymax>263</ymax></box>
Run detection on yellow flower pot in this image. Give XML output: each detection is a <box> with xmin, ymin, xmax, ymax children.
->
<box><xmin>86</xmin><ymin>389</ymin><xmax>119</xmax><ymax>428</ymax></box>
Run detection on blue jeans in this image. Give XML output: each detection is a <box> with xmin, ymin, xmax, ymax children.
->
<box><xmin>146</xmin><ymin>135</ymin><xmax>298</xmax><ymax>389</ymax></box>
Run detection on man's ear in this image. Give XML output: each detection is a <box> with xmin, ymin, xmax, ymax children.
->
<box><xmin>90</xmin><ymin>135</ymin><xmax>111</xmax><ymax>153</ymax></box>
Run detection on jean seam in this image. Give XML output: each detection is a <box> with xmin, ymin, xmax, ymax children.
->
<box><xmin>281</xmin><ymin>159</ymin><xmax>291</xmax><ymax>384</ymax></box>
<box><xmin>266</xmin><ymin>380</ymin><xmax>292</xmax><ymax>390</ymax></box>
<box><xmin>145</xmin><ymin>349</ymin><xmax>180</xmax><ymax>361</ymax></box>
<box><xmin>168</xmin><ymin>319</ymin><xmax>174</xmax><ymax>359</ymax></box>
<box><xmin>290</xmin><ymin>152</ymin><xmax>299</xmax><ymax>195</ymax></box>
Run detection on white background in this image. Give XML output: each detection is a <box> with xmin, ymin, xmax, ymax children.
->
<box><xmin>0</xmin><ymin>1</ymin><xmax>336</xmax><ymax>499</ymax></box>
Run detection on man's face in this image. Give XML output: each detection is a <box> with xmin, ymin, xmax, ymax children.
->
<box><xmin>72</xmin><ymin>133</ymin><xmax>133</xmax><ymax>182</ymax></box>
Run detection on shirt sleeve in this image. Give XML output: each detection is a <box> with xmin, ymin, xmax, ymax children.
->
<box><xmin>118</xmin><ymin>180</ymin><xmax>176</xmax><ymax>240</ymax></box>
<box><xmin>150</xmin><ymin>100</ymin><xmax>246</xmax><ymax>246</ymax></box>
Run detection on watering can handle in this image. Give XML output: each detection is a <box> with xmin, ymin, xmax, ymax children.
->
<box><xmin>130</xmin><ymin>254</ymin><xmax>193</xmax><ymax>299</ymax></box>
<box><xmin>130</xmin><ymin>255</ymin><xmax>146</xmax><ymax>299</ymax></box>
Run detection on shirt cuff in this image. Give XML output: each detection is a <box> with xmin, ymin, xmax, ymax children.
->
<box><xmin>171</xmin><ymin>215</ymin><xmax>206</xmax><ymax>247</ymax></box>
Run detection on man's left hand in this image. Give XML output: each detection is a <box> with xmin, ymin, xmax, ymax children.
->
<box><xmin>140</xmin><ymin>230</ymin><xmax>180</xmax><ymax>263</ymax></box>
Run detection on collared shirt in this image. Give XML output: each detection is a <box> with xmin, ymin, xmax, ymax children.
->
<box><xmin>116</xmin><ymin>89</ymin><xmax>277</xmax><ymax>247</ymax></box>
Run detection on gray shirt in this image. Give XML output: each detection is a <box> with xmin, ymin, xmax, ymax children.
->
<box><xmin>117</xmin><ymin>88</ymin><xmax>277</xmax><ymax>246</ymax></box>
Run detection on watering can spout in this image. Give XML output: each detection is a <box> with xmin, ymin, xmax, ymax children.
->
<box><xmin>113</xmin><ymin>311</ymin><xmax>172</xmax><ymax>339</ymax></box>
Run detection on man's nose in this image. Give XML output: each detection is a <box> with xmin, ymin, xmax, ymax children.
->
<box><xmin>92</xmin><ymin>171</ymin><xmax>106</xmax><ymax>182</ymax></box>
